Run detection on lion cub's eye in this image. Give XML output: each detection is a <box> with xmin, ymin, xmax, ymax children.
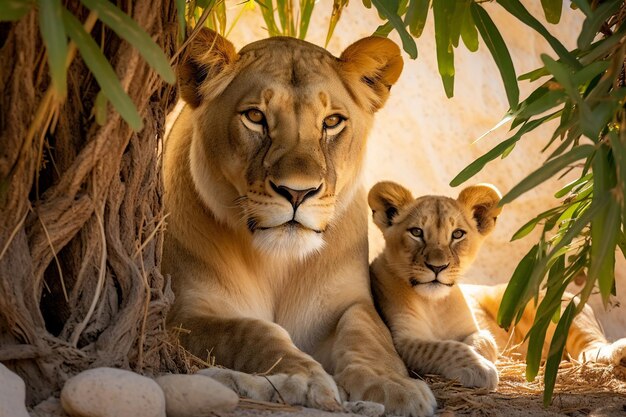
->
<box><xmin>452</xmin><ymin>229</ymin><xmax>466</xmax><ymax>240</ymax></box>
<box><xmin>244</xmin><ymin>109</ymin><xmax>265</xmax><ymax>124</ymax></box>
<box><xmin>323</xmin><ymin>114</ymin><xmax>346</xmax><ymax>135</ymax></box>
<box><xmin>408</xmin><ymin>227</ymin><xmax>423</xmax><ymax>238</ymax></box>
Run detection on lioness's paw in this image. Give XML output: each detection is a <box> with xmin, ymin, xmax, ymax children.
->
<box><xmin>445</xmin><ymin>354</ymin><xmax>498</xmax><ymax>390</ymax></box>
<box><xmin>584</xmin><ymin>338</ymin><xmax>626</xmax><ymax>366</ymax></box>
<box><xmin>336</xmin><ymin>366</ymin><xmax>436</xmax><ymax>417</ymax></box>
<box><xmin>197</xmin><ymin>367</ymin><xmax>342</xmax><ymax>411</ymax></box>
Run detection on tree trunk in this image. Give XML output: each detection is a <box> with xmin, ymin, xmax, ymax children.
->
<box><xmin>0</xmin><ymin>0</ymin><xmax>188</xmax><ymax>406</ymax></box>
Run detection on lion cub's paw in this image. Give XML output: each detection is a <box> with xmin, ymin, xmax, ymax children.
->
<box><xmin>336</xmin><ymin>366</ymin><xmax>436</xmax><ymax>417</ymax></box>
<box><xmin>445</xmin><ymin>351</ymin><xmax>498</xmax><ymax>390</ymax></box>
<box><xmin>198</xmin><ymin>367</ymin><xmax>342</xmax><ymax>411</ymax></box>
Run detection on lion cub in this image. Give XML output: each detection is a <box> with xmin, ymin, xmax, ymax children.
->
<box><xmin>368</xmin><ymin>181</ymin><xmax>626</xmax><ymax>391</ymax></box>
<box><xmin>368</xmin><ymin>182</ymin><xmax>501</xmax><ymax>390</ymax></box>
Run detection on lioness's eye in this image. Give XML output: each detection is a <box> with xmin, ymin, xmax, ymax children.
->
<box><xmin>452</xmin><ymin>229</ymin><xmax>466</xmax><ymax>239</ymax></box>
<box><xmin>323</xmin><ymin>114</ymin><xmax>343</xmax><ymax>128</ymax></box>
<box><xmin>244</xmin><ymin>109</ymin><xmax>265</xmax><ymax>124</ymax></box>
<box><xmin>408</xmin><ymin>227</ymin><xmax>423</xmax><ymax>238</ymax></box>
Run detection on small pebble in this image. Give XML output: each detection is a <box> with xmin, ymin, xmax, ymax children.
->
<box><xmin>60</xmin><ymin>367</ymin><xmax>165</xmax><ymax>417</ymax></box>
<box><xmin>0</xmin><ymin>363</ymin><xmax>30</xmax><ymax>417</ymax></box>
<box><xmin>156</xmin><ymin>373</ymin><xmax>238</xmax><ymax>417</ymax></box>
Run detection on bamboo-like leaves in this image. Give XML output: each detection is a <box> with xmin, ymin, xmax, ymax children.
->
<box><xmin>432</xmin><ymin>0</ymin><xmax>454</xmax><ymax>97</ymax></box>
<box><xmin>80</xmin><ymin>0</ymin><xmax>175</xmax><ymax>84</ymax></box>
<box><xmin>543</xmin><ymin>302</ymin><xmax>576</xmax><ymax>405</ymax></box>
<box><xmin>405</xmin><ymin>0</ymin><xmax>429</xmax><ymax>38</ymax></box>
<box><xmin>471</xmin><ymin>2</ymin><xmax>518</xmax><ymax>110</ymax></box>
<box><xmin>500</xmin><ymin>145</ymin><xmax>595</xmax><ymax>206</ymax></box>
<box><xmin>578</xmin><ymin>0</ymin><xmax>622</xmax><ymax>51</ymax></box>
<box><xmin>62</xmin><ymin>10</ymin><xmax>142</xmax><ymax>130</ymax></box>
<box><xmin>371</xmin><ymin>0</ymin><xmax>417</xmax><ymax>59</ymax></box>
<box><xmin>540</xmin><ymin>0</ymin><xmax>562</xmax><ymax>24</ymax></box>
<box><xmin>39</xmin><ymin>0</ymin><xmax>68</xmax><ymax>97</ymax></box>
<box><xmin>0</xmin><ymin>0</ymin><xmax>32</xmax><ymax>21</ymax></box>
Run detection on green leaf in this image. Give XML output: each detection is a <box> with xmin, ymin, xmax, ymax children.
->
<box><xmin>39</xmin><ymin>0</ymin><xmax>68</xmax><ymax>97</ymax></box>
<box><xmin>451</xmin><ymin>112</ymin><xmax>559</xmax><ymax>187</ymax></box>
<box><xmin>543</xmin><ymin>302</ymin><xmax>576</xmax><ymax>405</ymax></box>
<box><xmin>459</xmin><ymin>2</ymin><xmax>478</xmax><ymax>52</ymax></box>
<box><xmin>578</xmin><ymin>0</ymin><xmax>622</xmax><ymax>51</ymax></box>
<box><xmin>500</xmin><ymin>145</ymin><xmax>595</xmax><ymax>206</ymax></box>
<box><xmin>540</xmin><ymin>0</ymin><xmax>562</xmax><ymax>24</ymax></box>
<box><xmin>371</xmin><ymin>0</ymin><xmax>418</xmax><ymax>59</ymax></box>
<box><xmin>497</xmin><ymin>244</ymin><xmax>539</xmax><ymax>329</ymax></box>
<box><xmin>541</xmin><ymin>54</ymin><xmax>578</xmax><ymax>102</ymax></box>
<box><xmin>94</xmin><ymin>90</ymin><xmax>108</xmax><ymax>126</ymax></box>
<box><xmin>326</xmin><ymin>0</ymin><xmax>348</xmax><ymax>47</ymax></box>
<box><xmin>518</xmin><ymin>66</ymin><xmax>549</xmax><ymax>82</ymax></box>
<box><xmin>526</xmin><ymin>260</ymin><xmax>568</xmax><ymax>381</ymax></box>
<box><xmin>571</xmin><ymin>0</ymin><xmax>592</xmax><ymax>16</ymax></box>
<box><xmin>515</xmin><ymin>90</ymin><xmax>566</xmax><ymax>122</ymax></box>
<box><xmin>299</xmin><ymin>0</ymin><xmax>315</xmax><ymax>39</ymax></box>
<box><xmin>496</xmin><ymin>0</ymin><xmax>579</xmax><ymax>69</ymax></box>
<box><xmin>255</xmin><ymin>0</ymin><xmax>281</xmax><ymax>36</ymax></box>
<box><xmin>80</xmin><ymin>0</ymin><xmax>175</xmax><ymax>84</ymax></box>
<box><xmin>62</xmin><ymin>10</ymin><xmax>143</xmax><ymax>130</ymax></box>
<box><xmin>511</xmin><ymin>205</ymin><xmax>566</xmax><ymax>241</ymax></box>
<box><xmin>449</xmin><ymin>0</ymin><xmax>468</xmax><ymax>48</ymax></box>
<box><xmin>471</xmin><ymin>3</ymin><xmax>518</xmax><ymax>110</ymax></box>
<box><xmin>589</xmin><ymin>144</ymin><xmax>619</xmax><ymax>307</ymax></box>
<box><xmin>433</xmin><ymin>0</ymin><xmax>454</xmax><ymax>97</ymax></box>
<box><xmin>554</xmin><ymin>173</ymin><xmax>592</xmax><ymax>198</ymax></box>
<box><xmin>176</xmin><ymin>0</ymin><xmax>186</xmax><ymax>41</ymax></box>
<box><xmin>405</xmin><ymin>0</ymin><xmax>429</xmax><ymax>38</ymax></box>
<box><xmin>609</xmin><ymin>130</ymin><xmax>626</xmax><ymax>240</ymax></box>
<box><xmin>0</xmin><ymin>0</ymin><xmax>32</xmax><ymax>21</ymax></box>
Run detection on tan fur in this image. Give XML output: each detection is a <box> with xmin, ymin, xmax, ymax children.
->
<box><xmin>369</xmin><ymin>181</ymin><xmax>626</xmax><ymax>390</ymax></box>
<box><xmin>163</xmin><ymin>29</ymin><xmax>436</xmax><ymax>416</ymax></box>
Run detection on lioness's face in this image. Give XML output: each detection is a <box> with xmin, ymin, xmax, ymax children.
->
<box><xmin>179</xmin><ymin>30</ymin><xmax>403</xmax><ymax>258</ymax></box>
<box><xmin>368</xmin><ymin>182</ymin><xmax>502</xmax><ymax>299</ymax></box>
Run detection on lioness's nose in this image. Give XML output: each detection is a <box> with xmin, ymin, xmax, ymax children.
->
<box><xmin>270</xmin><ymin>181</ymin><xmax>321</xmax><ymax>209</ymax></box>
<box><xmin>425</xmin><ymin>263</ymin><xmax>449</xmax><ymax>276</ymax></box>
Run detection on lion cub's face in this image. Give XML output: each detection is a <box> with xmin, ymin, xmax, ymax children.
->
<box><xmin>177</xmin><ymin>30</ymin><xmax>403</xmax><ymax>259</ymax></box>
<box><xmin>369</xmin><ymin>182</ymin><xmax>502</xmax><ymax>299</ymax></box>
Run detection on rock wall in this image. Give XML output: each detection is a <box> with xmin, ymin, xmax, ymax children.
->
<box><xmin>226</xmin><ymin>1</ymin><xmax>625</xmax><ymax>339</ymax></box>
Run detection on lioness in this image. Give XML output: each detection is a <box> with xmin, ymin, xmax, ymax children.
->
<box><xmin>368</xmin><ymin>181</ymin><xmax>626</xmax><ymax>389</ymax></box>
<box><xmin>163</xmin><ymin>29</ymin><xmax>436</xmax><ymax>416</ymax></box>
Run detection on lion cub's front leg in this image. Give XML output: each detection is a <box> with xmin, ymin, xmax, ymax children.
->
<box><xmin>332</xmin><ymin>303</ymin><xmax>437</xmax><ymax>417</ymax></box>
<box><xmin>463</xmin><ymin>330</ymin><xmax>498</xmax><ymax>363</ymax></box>
<box><xmin>396</xmin><ymin>337</ymin><xmax>498</xmax><ymax>390</ymax></box>
<box><xmin>180</xmin><ymin>315</ymin><xmax>342</xmax><ymax>411</ymax></box>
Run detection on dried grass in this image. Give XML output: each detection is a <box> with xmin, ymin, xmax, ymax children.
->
<box><xmin>423</xmin><ymin>357</ymin><xmax>626</xmax><ymax>416</ymax></box>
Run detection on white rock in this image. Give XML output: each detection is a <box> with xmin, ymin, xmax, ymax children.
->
<box><xmin>60</xmin><ymin>367</ymin><xmax>165</xmax><ymax>417</ymax></box>
<box><xmin>0</xmin><ymin>363</ymin><xmax>29</xmax><ymax>417</ymax></box>
<box><xmin>156</xmin><ymin>374</ymin><xmax>238</xmax><ymax>417</ymax></box>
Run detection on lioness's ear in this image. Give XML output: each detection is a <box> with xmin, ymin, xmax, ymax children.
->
<box><xmin>178</xmin><ymin>28</ymin><xmax>238</xmax><ymax>108</ymax></box>
<box><xmin>457</xmin><ymin>184</ymin><xmax>502</xmax><ymax>236</ymax></box>
<box><xmin>339</xmin><ymin>36</ymin><xmax>404</xmax><ymax>112</ymax></box>
<box><xmin>368</xmin><ymin>181</ymin><xmax>414</xmax><ymax>231</ymax></box>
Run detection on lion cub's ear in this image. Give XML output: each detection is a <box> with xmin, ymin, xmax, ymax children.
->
<box><xmin>178</xmin><ymin>28</ymin><xmax>238</xmax><ymax>108</ymax></box>
<box><xmin>339</xmin><ymin>36</ymin><xmax>404</xmax><ymax>112</ymax></box>
<box><xmin>368</xmin><ymin>181</ymin><xmax>414</xmax><ymax>231</ymax></box>
<box><xmin>457</xmin><ymin>184</ymin><xmax>502</xmax><ymax>236</ymax></box>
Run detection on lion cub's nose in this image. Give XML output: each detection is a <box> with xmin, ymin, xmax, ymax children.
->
<box><xmin>270</xmin><ymin>181</ymin><xmax>321</xmax><ymax>209</ymax></box>
<box><xmin>425</xmin><ymin>263</ymin><xmax>449</xmax><ymax>276</ymax></box>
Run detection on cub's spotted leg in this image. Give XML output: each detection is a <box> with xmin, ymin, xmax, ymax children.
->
<box><xmin>565</xmin><ymin>302</ymin><xmax>626</xmax><ymax>366</ymax></box>
<box><xmin>396</xmin><ymin>337</ymin><xmax>498</xmax><ymax>390</ymax></box>
<box><xmin>332</xmin><ymin>303</ymin><xmax>437</xmax><ymax>417</ymax></box>
<box><xmin>463</xmin><ymin>330</ymin><xmax>498</xmax><ymax>363</ymax></box>
<box><xmin>180</xmin><ymin>315</ymin><xmax>342</xmax><ymax>411</ymax></box>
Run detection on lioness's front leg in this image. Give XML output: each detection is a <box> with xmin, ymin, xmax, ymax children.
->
<box><xmin>332</xmin><ymin>303</ymin><xmax>437</xmax><ymax>417</ymax></box>
<box><xmin>396</xmin><ymin>337</ymin><xmax>498</xmax><ymax>390</ymax></box>
<box><xmin>181</xmin><ymin>315</ymin><xmax>342</xmax><ymax>411</ymax></box>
